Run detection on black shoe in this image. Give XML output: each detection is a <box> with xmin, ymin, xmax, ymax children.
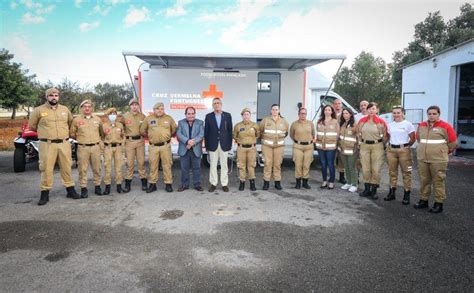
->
<box><xmin>165</xmin><ymin>184</ymin><xmax>173</xmax><ymax>192</ymax></box>
<box><xmin>295</xmin><ymin>178</ymin><xmax>301</xmax><ymax>189</ymax></box>
<box><xmin>359</xmin><ymin>183</ymin><xmax>370</xmax><ymax>197</ymax></box>
<box><xmin>414</xmin><ymin>199</ymin><xmax>429</xmax><ymax>209</ymax></box>
<box><xmin>262</xmin><ymin>180</ymin><xmax>269</xmax><ymax>190</ymax></box>
<box><xmin>141</xmin><ymin>178</ymin><xmax>147</xmax><ymax>191</ymax></box>
<box><xmin>195</xmin><ymin>185</ymin><xmax>203</xmax><ymax>191</ymax></box>
<box><xmin>249</xmin><ymin>180</ymin><xmax>256</xmax><ymax>191</ymax></box>
<box><xmin>339</xmin><ymin>172</ymin><xmax>347</xmax><ymax>184</ymax></box>
<box><xmin>302</xmin><ymin>178</ymin><xmax>311</xmax><ymax>189</ymax></box>
<box><xmin>222</xmin><ymin>186</ymin><xmax>229</xmax><ymax>192</ymax></box>
<box><xmin>146</xmin><ymin>183</ymin><xmax>157</xmax><ymax>193</ymax></box>
<box><xmin>208</xmin><ymin>185</ymin><xmax>216</xmax><ymax>192</ymax></box>
<box><xmin>66</xmin><ymin>186</ymin><xmax>80</xmax><ymax>199</ymax></box>
<box><xmin>95</xmin><ymin>185</ymin><xmax>103</xmax><ymax>196</ymax></box>
<box><xmin>123</xmin><ymin>179</ymin><xmax>131</xmax><ymax>193</ymax></box>
<box><xmin>178</xmin><ymin>186</ymin><xmax>188</xmax><ymax>192</ymax></box>
<box><xmin>117</xmin><ymin>184</ymin><xmax>122</xmax><ymax>194</ymax></box>
<box><xmin>429</xmin><ymin>202</ymin><xmax>443</xmax><ymax>213</ymax></box>
<box><xmin>239</xmin><ymin>181</ymin><xmax>245</xmax><ymax>191</ymax></box>
<box><xmin>103</xmin><ymin>184</ymin><xmax>111</xmax><ymax>195</ymax></box>
<box><xmin>38</xmin><ymin>190</ymin><xmax>49</xmax><ymax>206</ymax></box>
<box><xmin>275</xmin><ymin>181</ymin><xmax>282</xmax><ymax>190</ymax></box>
<box><xmin>369</xmin><ymin>184</ymin><xmax>379</xmax><ymax>200</ymax></box>
<box><xmin>81</xmin><ymin>187</ymin><xmax>89</xmax><ymax>198</ymax></box>
<box><xmin>402</xmin><ymin>190</ymin><xmax>410</xmax><ymax>205</ymax></box>
<box><xmin>384</xmin><ymin>187</ymin><xmax>396</xmax><ymax>201</ymax></box>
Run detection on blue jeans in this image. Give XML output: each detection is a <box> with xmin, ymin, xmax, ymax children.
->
<box><xmin>317</xmin><ymin>149</ymin><xmax>336</xmax><ymax>183</ymax></box>
<box><xmin>180</xmin><ymin>150</ymin><xmax>201</xmax><ymax>188</ymax></box>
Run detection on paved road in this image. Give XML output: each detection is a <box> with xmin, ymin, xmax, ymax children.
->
<box><xmin>0</xmin><ymin>151</ymin><xmax>472</xmax><ymax>292</ymax></box>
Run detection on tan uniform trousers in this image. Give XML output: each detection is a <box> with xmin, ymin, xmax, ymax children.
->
<box><xmin>360</xmin><ymin>143</ymin><xmax>385</xmax><ymax>185</ymax></box>
<box><xmin>149</xmin><ymin>144</ymin><xmax>173</xmax><ymax>184</ymax></box>
<box><xmin>78</xmin><ymin>144</ymin><xmax>102</xmax><ymax>187</ymax></box>
<box><xmin>418</xmin><ymin>161</ymin><xmax>448</xmax><ymax>203</ymax></box>
<box><xmin>387</xmin><ymin>147</ymin><xmax>413</xmax><ymax>190</ymax></box>
<box><xmin>293</xmin><ymin>143</ymin><xmax>313</xmax><ymax>179</ymax></box>
<box><xmin>104</xmin><ymin>145</ymin><xmax>123</xmax><ymax>185</ymax></box>
<box><xmin>237</xmin><ymin>146</ymin><xmax>257</xmax><ymax>180</ymax></box>
<box><xmin>39</xmin><ymin>141</ymin><xmax>74</xmax><ymax>191</ymax></box>
<box><xmin>262</xmin><ymin>145</ymin><xmax>284</xmax><ymax>181</ymax></box>
<box><xmin>125</xmin><ymin>139</ymin><xmax>146</xmax><ymax>180</ymax></box>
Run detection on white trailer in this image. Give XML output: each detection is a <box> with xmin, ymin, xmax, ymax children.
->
<box><xmin>123</xmin><ymin>52</ymin><xmax>351</xmax><ymax>161</ymax></box>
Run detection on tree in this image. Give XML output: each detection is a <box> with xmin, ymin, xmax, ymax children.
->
<box><xmin>0</xmin><ymin>49</ymin><xmax>37</xmax><ymax>119</ymax></box>
<box><xmin>93</xmin><ymin>83</ymin><xmax>132</xmax><ymax>112</ymax></box>
<box><xmin>446</xmin><ymin>3</ymin><xmax>474</xmax><ymax>47</ymax></box>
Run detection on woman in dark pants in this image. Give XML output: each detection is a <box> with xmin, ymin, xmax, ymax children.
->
<box><xmin>315</xmin><ymin>105</ymin><xmax>339</xmax><ymax>189</ymax></box>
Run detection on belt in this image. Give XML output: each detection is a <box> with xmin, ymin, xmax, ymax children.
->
<box><xmin>151</xmin><ymin>140</ymin><xmax>171</xmax><ymax>146</ymax></box>
<box><xmin>294</xmin><ymin>140</ymin><xmax>312</xmax><ymax>145</ymax></box>
<box><xmin>126</xmin><ymin>135</ymin><xmax>142</xmax><ymax>140</ymax></box>
<box><xmin>105</xmin><ymin>143</ymin><xmax>122</xmax><ymax>147</ymax></box>
<box><xmin>362</xmin><ymin>139</ymin><xmax>383</xmax><ymax>144</ymax></box>
<box><xmin>238</xmin><ymin>144</ymin><xmax>255</xmax><ymax>148</ymax></box>
<box><xmin>39</xmin><ymin>138</ymin><xmax>66</xmax><ymax>143</ymax></box>
<box><xmin>390</xmin><ymin>143</ymin><xmax>410</xmax><ymax>148</ymax></box>
<box><xmin>78</xmin><ymin>142</ymin><xmax>99</xmax><ymax>146</ymax></box>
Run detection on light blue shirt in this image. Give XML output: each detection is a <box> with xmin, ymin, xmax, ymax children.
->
<box><xmin>215</xmin><ymin>113</ymin><xmax>221</xmax><ymax>129</ymax></box>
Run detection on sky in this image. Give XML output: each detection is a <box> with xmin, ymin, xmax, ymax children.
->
<box><xmin>0</xmin><ymin>0</ymin><xmax>469</xmax><ymax>88</ymax></box>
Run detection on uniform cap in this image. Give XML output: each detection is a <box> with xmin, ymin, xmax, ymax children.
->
<box><xmin>45</xmin><ymin>88</ymin><xmax>59</xmax><ymax>97</ymax></box>
<box><xmin>241</xmin><ymin>107</ymin><xmax>251</xmax><ymax>115</ymax></box>
<box><xmin>129</xmin><ymin>98</ymin><xmax>140</xmax><ymax>106</ymax></box>
<box><xmin>153</xmin><ymin>102</ymin><xmax>164</xmax><ymax>109</ymax></box>
<box><xmin>104</xmin><ymin>107</ymin><xmax>117</xmax><ymax>116</ymax></box>
<box><xmin>80</xmin><ymin>99</ymin><xmax>93</xmax><ymax>108</ymax></box>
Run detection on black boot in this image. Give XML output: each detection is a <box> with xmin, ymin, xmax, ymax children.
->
<box><xmin>123</xmin><ymin>179</ymin><xmax>131</xmax><ymax>193</ymax></box>
<box><xmin>275</xmin><ymin>181</ymin><xmax>282</xmax><ymax>190</ymax></box>
<box><xmin>146</xmin><ymin>183</ymin><xmax>157</xmax><ymax>193</ymax></box>
<box><xmin>165</xmin><ymin>184</ymin><xmax>173</xmax><ymax>192</ymax></box>
<box><xmin>414</xmin><ymin>199</ymin><xmax>429</xmax><ymax>209</ymax></box>
<box><xmin>402</xmin><ymin>190</ymin><xmax>410</xmax><ymax>205</ymax></box>
<box><xmin>141</xmin><ymin>178</ymin><xmax>147</xmax><ymax>191</ymax></box>
<box><xmin>295</xmin><ymin>178</ymin><xmax>301</xmax><ymax>189</ymax></box>
<box><xmin>249</xmin><ymin>179</ymin><xmax>256</xmax><ymax>191</ymax></box>
<box><xmin>81</xmin><ymin>187</ymin><xmax>89</xmax><ymax>198</ymax></box>
<box><xmin>263</xmin><ymin>180</ymin><xmax>269</xmax><ymax>190</ymax></box>
<box><xmin>302</xmin><ymin>178</ymin><xmax>311</xmax><ymax>189</ymax></box>
<box><xmin>103</xmin><ymin>184</ymin><xmax>111</xmax><ymax>195</ymax></box>
<box><xmin>95</xmin><ymin>185</ymin><xmax>103</xmax><ymax>196</ymax></box>
<box><xmin>339</xmin><ymin>172</ymin><xmax>346</xmax><ymax>184</ymax></box>
<box><xmin>369</xmin><ymin>184</ymin><xmax>379</xmax><ymax>200</ymax></box>
<box><xmin>239</xmin><ymin>181</ymin><xmax>245</xmax><ymax>191</ymax></box>
<box><xmin>384</xmin><ymin>187</ymin><xmax>396</xmax><ymax>201</ymax></box>
<box><xmin>66</xmin><ymin>186</ymin><xmax>80</xmax><ymax>199</ymax></box>
<box><xmin>359</xmin><ymin>183</ymin><xmax>370</xmax><ymax>197</ymax></box>
<box><xmin>429</xmin><ymin>202</ymin><xmax>443</xmax><ymax>213</ymax></box>
<box><xmin>117</xmin><ymin>184</ymin><xmax>122</xmax><ymax>194</ymax></box>
<box><xmin>38</xmin><ymin>190</ymin><xmax>49</xmax><ymax>206</ymax></box>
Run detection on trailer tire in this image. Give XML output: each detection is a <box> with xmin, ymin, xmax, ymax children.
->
<box><xmin>13</xmin><ymin>146</ymin><xmax>26</xmax><ymax>173</ymax></box>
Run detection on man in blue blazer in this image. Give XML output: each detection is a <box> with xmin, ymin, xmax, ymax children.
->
<box><xmin>176</xmin><ymin>106</ymin><xmax>205</xmax><ymax>191</ymax></box>
<box><xmin>204</xmin><ymin>97</ymin><xmax>233</xmax><ymax>192</ymax></box>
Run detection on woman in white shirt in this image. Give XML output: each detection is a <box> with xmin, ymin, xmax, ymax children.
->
<box><xmin>384</xmin><ymin>105</ymin><xmax>416</xmax><ymax>204</ymax></box>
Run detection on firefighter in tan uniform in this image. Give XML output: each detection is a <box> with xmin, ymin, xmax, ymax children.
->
<box><xmin>102</xmin><ymin>108</ymin><xmax>125</xmax><ymax>195</ymax></box>
<box><xmin>384</xmin><ymin>106</ymin><xmax>416</xmax><ymax>205</ymax></box>
<box><xmin>357</xmin><ymin>102</ymin><xmax>387</xmax><ymax>200</ymax></box>
<box><xmin>333</xmin><ymin>98</ymin><xmax>346</xmax><ymax>184</ymax></box>
<box><xmin>290</xmin><ymin>107</ymin><xmax>315</xmax><ymax>189</ymax></box>
<box><xmin>29</xmin><ymin>88</ymin><xmax>80</xmax><ymax>205</ymax></box>
<box><xmin>120</xmin><ymin>99</ymin><xmax>147</xmax><ymax>192</ymax></box>
<box><xmin>338</xmin><ymin>109</ymin><xmax>359</xmax><ymax>193</ymax></box>
<box><xmin>414</xmin><ymin>105</ymin><xmax>457</xmax><ymax>213</ymax></box>
<box><xmin>259</xmin><ymin>104</ymin><xmax>289</xmax><ymax>190</ymax></box>
<box><xmin>140</xmin><ymin>102</ymin><xmax>177</xmax><ymax>193</ymax></box>
<box><xmin>233</xmin><ymin>108</ymin><xmax>259</xmax><ymax>191</ymax></box>
<box><xmin>70</xmin><ymin>99</ymin><xmax>104</xmax><ymax>198</ymax></box>
<box><xmin>315</xmin><ymin>105</ymin><xmax>339</xmax><ymax>189</ymax></box>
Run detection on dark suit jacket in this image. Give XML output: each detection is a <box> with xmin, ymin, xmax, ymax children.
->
<box><xmin>204</xmin><ymin>111</ymin><xmax>233</xmax><ymax>152</ymax></box>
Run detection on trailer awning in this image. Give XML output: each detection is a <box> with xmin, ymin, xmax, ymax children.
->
<box><xmin>122</xmin><ymin>51</ymin><xmax>346</xmax><ymax>70</ymax></box>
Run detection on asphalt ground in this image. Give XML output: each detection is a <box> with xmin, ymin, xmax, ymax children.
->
<box><xmin>0</xmin><ymin>151</ymin><xmax>473</xmax><ymax>292</ymax></box>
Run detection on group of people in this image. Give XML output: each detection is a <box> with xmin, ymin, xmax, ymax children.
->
<box><xmin>29</xmin><ymin>88</ymin><xmax>457</xmax><ymax>214</ymax></box>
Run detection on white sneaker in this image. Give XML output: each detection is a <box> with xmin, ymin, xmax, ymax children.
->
<box><xmin>348</xmin><ymin>186</ymin><xmax>358</xmax><ymax>193</ymax></box>
<box><xmin>341</xmin><ymin>184</ymin><xmax>351</xmax><ymax>190</ymax></box>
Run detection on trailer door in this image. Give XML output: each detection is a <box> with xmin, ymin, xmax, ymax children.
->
<box><xmin>257</xmin><ymin>72</ymin><xmax>280</xmax><ymax>122</ymax></box>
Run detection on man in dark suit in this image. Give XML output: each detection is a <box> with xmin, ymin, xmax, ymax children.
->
<box><xmin>176</xmin><ymin>106</ymin><xmax>204</xmax><ymax>191</ymax></box>
<box><xmin>204</xmin><ymin>97</ymin><xmax>233</xmax><ymax>192</ymax></box>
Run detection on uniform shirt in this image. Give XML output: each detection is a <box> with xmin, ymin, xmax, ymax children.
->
<box><xmin>290</xmin><ymin>120</ymin><xmax>315</xmax><ymax>143</ymax></box>
<box><xmin>357</xmin><ymin>115</ymin><xmax>387</xmax><ymax>142</ymax></box>
<box><xmin>259</xmin><ymin>116</ymin><xmax>289</xmax><ymax>146</ymax></box>
<box><xmin>339</xmin><ymin>122</ymin><xmax>358</xmax><ymax>154</ymax></box>
<box><xmin>29</xmin><ymin>103</ymin><xmax>73</xmax><ymax>140</ymax></box>
<box><xmin>121</xmin><ymin>112</ymin><xmax>146</xmax><ymax>137</ymax></box>
<box><xmin>388</xmin><ymin>120</ymin><xmax>415</xmax><ymax>145</ymax></box>
<box><xmin>103</xmin><ymin>121</ymin><xmax>124</xmax><ymax>144</ymax></box>
<box><xmin>140</xmin><ymin>114</ymin><xmax>177</xmax><ymax>144</ymax></box>
<box><xmin>70</xmin><ymin>115</ymin><xmax>104</xmax><ymax>144</ymax></box>
<box><xmin>233</xmin><ymin>120</ymin><xmax>259</xmax><ymax>145</ymax></box>
<box><xmin>315</xmin><ymin>119</ymin><xmax>339</xmax><ymax>150</ymax></box>
<box><xmin>416</xmin><ymin>120</ymin><xmax>457</xmax><ymax>163</ymax></box>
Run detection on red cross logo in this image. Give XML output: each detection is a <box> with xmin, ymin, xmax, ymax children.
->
<box><xmin>202</xmin><ymin>84</ymin><xmax>223</xmax><ymax>99</ymax></box>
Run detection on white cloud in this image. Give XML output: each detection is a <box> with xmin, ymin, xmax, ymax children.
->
<box><xmin>10</xmin><ymin>2</ymin><xmax>18</xmax><ymax>9</ymax></box>
<box><xmin>5</xmin><ymin>34</ymin><xmax>33</xmax><ymax>61</ymax></box>
<box><xmin>79</xmin><ymin>21</ymin><xmax>100</xmax><ymax>33</ymax></box>
<box><xmin>92</xmin><ymin>4</ymin><xmax>112</xmax><ymax>16</ymax></box>
<box><xmin>105</xmin><ymin>0</ymin><xmax>128</xmax><ymax>5</ymax></box>
<box><xmin>21</xmin><ymin>0</ymin><xmax>41</xmax><ymax>9</ymax></box>
<box><xmin>36</xmin><ymin>4</ymin><xmax>55</xmax><ymax>15</ymax></box>
<box><xmin>206</xmin><ymin>29</ymin><xmax>213</xmax><ymax>35</ymax></box>
<box><xmin>165</xmin><ymin>0</ymin><xmax>192</xmax><ymax>17</ymax></box>
<box><xmin>123</xmin><ymin>6</ymin><xmax>150</xmax><ymax>28</ymax></box>
<box><xmin>75</xmin><ymin>0</ymin><xmax>83</xmax><ymax>8</ymax></box>
<box><xmin>21</xmin><ymin>12</ymin><xmax>44</xmax><ymax>24</ymax></box>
